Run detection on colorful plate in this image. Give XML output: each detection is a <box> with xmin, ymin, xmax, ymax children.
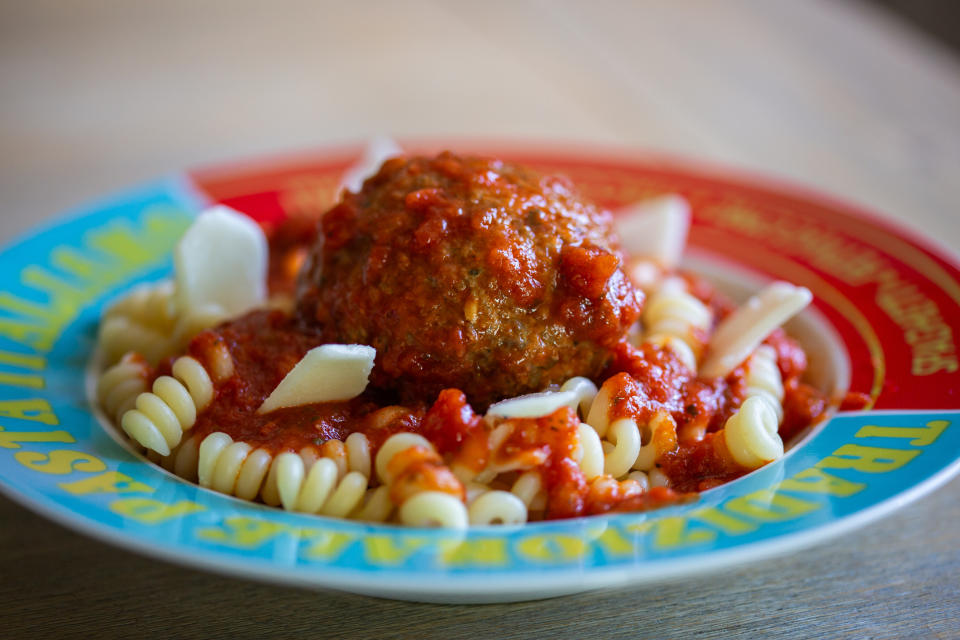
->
<box><xmin>1</xmin><ymin>143</ymin><xmax>958</xmax><ymax>603</ymax></box>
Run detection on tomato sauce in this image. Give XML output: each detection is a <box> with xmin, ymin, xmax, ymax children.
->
<box><xmin>184</xmin><ymin>310</ymin><xmax>426</xmax><ymax>452</ymax></box>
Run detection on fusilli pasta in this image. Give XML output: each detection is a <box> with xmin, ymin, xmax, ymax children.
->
<box><xmin>266</xmin><ymin>452</ymin><xmax>368</xmax><ymax>516</ymax></box>
<box><xmin>98</xmin><ymin>280</ymin><xmax>232</xmax><ymax>369</ymax></box>
<box><xmin>149</xmin><ymin>434</ymin><xmax>201</xmax><ymax>482</ymax></box>
<box><xmin>375</xmin><ymin>433</ymin><xmax>468</xmax><ymax>528</ymax></box>
<box><xmin>642</xmin><ymin>276</ymin><xmax>712</xmax><ymax>371</ymax></box>
<box><xmin>96</xmin><ymin>353</ymin><xmax>150</xmax><ymax>423</ymax></box>
<box><xmin>466</xmin><ymin>490</ymin><xmax>527</xmax><ymax>526</ymax></box>
<box><xmin>586</xmin><ymin>381</ymin><xmax>678</xmax><ymax>480</ymax></box>
<box><xmin>723</xmin><ymin>396</ymin><xmax>783</xmax><ymax>469</ymax></box>
<box><xmin>720</xmin><ymin>344</ymin><xmax>788</xmax><ymax>469</ymax></box>
<box><xmin>120</xmin><ymin>355</ymin><xmax>215</xmax><ymax>456</ymax></box>
<box><xmin>196</xmin><ymin>432</ymin><xmax>274</xmax><ymax>500</ymax></box>
<box><xmin>98</xmin><ymin>282</ymin><xmax>178</xmax><ymax>366</ymax></box>
<box><xmin>601</xmin><ymin>419</ymin><xmax>642</xmax><ymax>479</ymax></box>
<box><xmin>743</xmin><ymin>344</ymin><xmax>785</xmax><ymax>422</ymax></box>
<box><xmin>574</xmin><ymin>423</ymin><xmax>604</xmax><ymax>480</ymax></box>
<box><xmin>510</xmin><ymin>470</ymin><xmax>547</xmax><ymax>514</ymax></box>
<box><xmin>559</xmin><ymin>376</ymin><xmax>598</xmax><ymax>419</ymax></box>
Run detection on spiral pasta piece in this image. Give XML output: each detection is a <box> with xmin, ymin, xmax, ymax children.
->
<box><xmin>589</xmin><ymin>474</ymin><xmax>645</xmax><ymax>504</ymax></box>
<box><xmin>97</xmin><ymin>279</ymin><xmax>238</xmax><ymax>371</ymax></box>
<box><xmin>400</xmin><ymin>492</ymin><xmax>469</xmax><ymax>528</ymax></box>
<box><xmin>162</xmin><ymin>434</ymin><xmax>201</xmax><ymax>482</ymax></box>
<box><xmin>375</xmin><ymin>433</ymin><xmax>434</xmax><ymax>484</ymax></box>
<box><xmin>474</xmin><ymin>417</ymin><xmax>554</xmax><ymax>485</ymax></box>
<box><xmin>560</xmin><ymin>376</ymin><xmax>599</xmax><ymax>418</ymax></box>
<box><xmin>723</xmin><ymin>396</ymin><xmax>784</xmax><ymax>469</ymax></box>
<box><xmin>467</xmin><ymin>490</ymin><xmax>527</xmax><ymax>526</ymax></box>
<box><xmin>352</xmin><ymin>486</ymin><xmax>394</xmax><ymax>523</ymax></box>
<box><xmin>718</xmin><ymin>344</ymin><xmax>787</xmax><ymax>470</ymax></box>
<box><xmin>98</xmin><ymin>317</ymin><xmax>172</xmax><ymax>369</ymax></box>
<box><xmin>648</xmin><ymin>468</ymin><xmax>671</xmax><ymax>488</ymax></box>
<box><xmin>196</xmin><ymin>431</ymin><xmax>274</xmax><ymax>500</ymax></box>
<box><xmin>642</xmin><ymin>277</ymin><xmax>712</xmax><ymax>370</ymax></box>
<box><xmin>626</xmin><ymin>470</ymin><xmax>651</xmax><ymax>491</ymax></box>
<box><xmin>263</xmin><ymin>452</ymin><xmax>369</xmax><ymax>517</ymax></box>
<box><xmin>575</xmin><ymin>423</ymin><xmax>604</xmax><ymax>480</ymax></box>
<box><xmin>96</xmin><ymin>353</ymin><xmax>150</xmax><ymax>422</ymax></box>
<box><xmin>375</xmin><ymin>432</ymin><xmax>468</xmax><ymax>528</ymax></box>
<box><xmin>510</xmin><ymin>470</ymin><xmax>547</xmax><ymax>513</ymax></box>
<box><xmin>99</xmin><ymin>282</ymin><xmax>178</xmax><ymax>366</ymax></box>
<box><xmin>601</xmin><ymin>418</ymin><xmax>642</xmax><ymax>479</ymax></box>
<box><xmin>587</xmin><ymin>381</ymin><xmax>677</xmax><ymax>476</ymax></box>
<box><xmin>120</xmin><ymin>355</ymin><xmax>215</xmax><ymax>456</ymax></box>
<box><xmin>632</xmin><ymin>411</ymin><xmax>676</xmax><ymax>472</ymax></box>
<box><xmin>585</xmin><ymin>378</ymin><xmax>616</xmax><ymax>437</ymax></box>
<box><xmin>104</xmin><ymin>281</ymin><xmax>177</xmax><ymax>328</ymax></box>
<box><xmin>743</xmin><ymin>345</ymin><xmax>785</xmax><ymax>422</ymax></box>
<box><xmin>345</xmin><ymin>432</ymin><xmax>372</xmax><ymax>478</ymax></box>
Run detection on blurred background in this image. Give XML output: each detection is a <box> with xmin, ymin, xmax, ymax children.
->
<box><xmin>1</xmin><ymin>0</ymin><xmax>958</xmax><ymax>249</ymax></box>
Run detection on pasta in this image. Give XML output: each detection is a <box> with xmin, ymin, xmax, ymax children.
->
<box><xmin>585</xmin><ymin>380</ymin><xmax>679</xmax><ymax>484</ymax></box>
<box><xmin>467</xmin><ymin>490</ymin><xmax>527</xmax><ymax>526</ymax></box>
<box><xmin>601</xmin><ymin>419</ymin><xmax>642</xmax><ymax>479</ymax></box>
<box><xmin>94</xmin><ymin>154</ymin><xmax>829</xmax><ymax>528</ymax></box>
<box><xmin>641</xmin><ymin>276</ymin><xmax>712</xmax><ymax>371</ymax></box>
<box><xmin>722</xmin><ymin>396</ymin><xmax>783</xmax><ymax>469</ymax></box>
<box><xmin>510</xmin><ymin>471</ymin><xmax>547</xmax><ymax>513</ymax></box>
<box><xmin>150</xmin><ymin>434</ymin><xmax>200</xmax><ymax>481</ymax></box>
<box><xmin>375</xmin><ymin>433</ymin><xmax>469</xmax><ymax>528</ymax></box>
<box><xmin>574</xmin><ymin>423</ymin><xmax>604</xmax><ymax>480</ymax></box>
<box><xmin>632</xmin><ymin>411</ymin><xmax>675</xmax><ymax>472</ymax></box>
<box><xmin>720</xmin><ymin>344</ymin><xmax>789</xmax><ymax>469</ymax></box>
<box><xmin>270</xmin><ymin>454</ymin><xmax>367</xmax><ymax>516</ymax></box>
<box><xmin>120</xmin><ymin>355</ymin><xmax>215</xmax><ymax>456</ymax></box>
<box><xmin>98</xmin><ymin>281</ymin><xmax>229</xmax><ymax>368</ymax></box>
<box><xmin>166</xmin><ymin>430</ymin><xmax>380</xmax><ymax>515</ymax></box>
<box><xmin>353</xmin><ymin>486</ymin><xmax>395</xmax><ymax>523</ymax></box>
<box><xmin>98</xmin><ymin>282</ymin><xmax>178</xmax><ymax>366</ymax></box>
<box><xmin>743</xmin><ymin>344</ymin><xmax>785</xmax><ymax>422</ymax></box>
<box><xmin>96</xmin><ymin>353</ymin><xmax>150</xmax><ymax>423</ymax></box>
<box><xmin>559</xmin><ymin>376</ymin><xmax>599</xmax><ymax>419</ymax></box>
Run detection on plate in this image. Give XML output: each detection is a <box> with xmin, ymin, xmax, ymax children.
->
<box><xmin>1</xmin><ymin>142</ymin><xmax>958</xmax><ymax>603</ymax></box>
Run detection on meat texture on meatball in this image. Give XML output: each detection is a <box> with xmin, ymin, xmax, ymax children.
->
<box><xmin>297</xmin><ymin>151</ymin><xmax>643</xmax><ymax>408</ymax></box>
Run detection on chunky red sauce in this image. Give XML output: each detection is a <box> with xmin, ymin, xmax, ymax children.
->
<box><xmin>185</xmin><ymin>310</ymin><xmax>425</xmax><ymax>452</ymax></box>
<box><xmin>150</xmin><ymin>153</ymin><xmax>833</xmax><ymax>521</ymax></box>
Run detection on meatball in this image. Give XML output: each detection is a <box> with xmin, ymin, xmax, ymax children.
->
<box><xmin>297</xmin><ymin>151</ymin><xmax>643</xmax><ymax>408</ymax></box>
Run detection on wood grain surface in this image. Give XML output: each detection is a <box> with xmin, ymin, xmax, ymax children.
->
<box><xmin>0</xmin><ymin>1</ymin><xmax>958</xmax><ymax>638</ymax></box>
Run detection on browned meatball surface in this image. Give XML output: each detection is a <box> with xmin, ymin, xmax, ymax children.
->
<box><xmin>297</xmin><ymin>151</ymin><xmax>643</xmax><ymax>408</ymax></box>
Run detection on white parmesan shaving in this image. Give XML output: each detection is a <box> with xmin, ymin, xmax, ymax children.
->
<box><xmin>257</xmin><ymin>344</ymin><xmax>376</xmax><ymax>414</ymax></box>
<box><xmin>174</xmin><ymin>205</ymin><xmax>267</xmax><ymax>318</ymax></box>
<box><xmin>486</xmin><ymin>390</ymin><xmax>579</xmax><ymax>419</ymax></box>
<box><xmin>340</xmin><ymin>137</ymin><xmax>403</xmax><ymax>194</ymax></box>
<box><xmin>614</xmin><ymin>194</ymin><xmax>691</xmax><ymax>269</ymax></box>
<box><xmin>700</xmin><ymin>282</ymin><xmax>813</xmax><ymax>379</ymax></box>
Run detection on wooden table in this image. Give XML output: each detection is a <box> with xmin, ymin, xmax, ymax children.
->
<box><xmin>1</xmin><ymin>1</ymin><xmax>958</xmax><ymax>637</ymax></box>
